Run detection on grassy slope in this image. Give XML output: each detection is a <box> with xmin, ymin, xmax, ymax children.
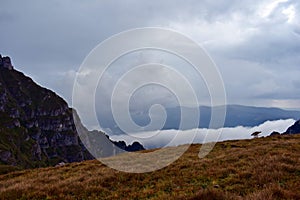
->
<box><xmin>0</xmin><ymin>135</ymin><xmax>299</xmax><ymax>200</ymax></box>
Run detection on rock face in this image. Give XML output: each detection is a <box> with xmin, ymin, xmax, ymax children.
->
<box><xmin>0</xmin><ymin>62</ymin><xmax>91</xmax><ymax>167</ymax></box>
<box><xmin>0</xmin><ymin>55</ymin><xmax>144</xmax><ymax>168</ymax></box>
<box><xmin>285</xmin><ymin>120</ymin><xmax>300</xmax><ymax>134</ymax></box>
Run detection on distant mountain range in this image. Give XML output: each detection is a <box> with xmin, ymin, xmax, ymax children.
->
<box><xmin>100</xmin><ymin>104</ymin><xmax>300</xmax><ymax>134</ymax></box>
<box><xmin>0</xmin><ymin>54</ymin><xmax>144</xmax><ymax>169</ymax></box>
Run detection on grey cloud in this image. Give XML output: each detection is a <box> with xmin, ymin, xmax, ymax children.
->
<box><xmin>1</xmin><ymin>0</ymin><xmax>300</xmax><ymax>129</ymax></box>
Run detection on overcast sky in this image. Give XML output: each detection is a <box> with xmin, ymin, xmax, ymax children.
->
<box><xmin>1</xmin><ymin>0</ymin><xmax>300</xmax><ymax>112</ymax></box>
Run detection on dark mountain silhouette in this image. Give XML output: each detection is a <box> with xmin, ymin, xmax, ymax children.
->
<box><xmin>284</xmin><ymin>120</ymin><xmax>300</xmax><ymax>134</ymax></box>
<box><xmin>0</xmin><ymin>54</ymin><xmax>144</xmax><ymax>169</ymax></box>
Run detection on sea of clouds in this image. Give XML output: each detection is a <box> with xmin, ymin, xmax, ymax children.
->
<box><xmin>111</xmin><ymin>119</ymin><xmax>295</xmax><ymax>149</ymax></box>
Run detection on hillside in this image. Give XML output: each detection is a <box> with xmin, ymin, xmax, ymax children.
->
<box><xmin>0</xmin><ymin>134</ymin><xmax>299</xmax><ymax>200</ymax></box>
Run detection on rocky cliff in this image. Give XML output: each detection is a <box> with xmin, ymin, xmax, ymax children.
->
<box><xmin>0</xmin><ymin>54</ymin><xmax>144</xmax><ymax>169</ymax></box>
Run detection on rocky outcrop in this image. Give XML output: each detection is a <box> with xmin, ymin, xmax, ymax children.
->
<box><xmin>113</xmin><ymin>141</ymin><xmax>145</xmax><ymax>152</ymax></box>
<box><xmin>0</xmin><ymin>65</ymin><xmax>91</xmax><ymax>167</ymax></box>
<box><xmin>0</xmin><ymin>55</ymin><xmax>144</xmax><ymax>168</ymax></box>
<box><xmin>0</xmin><ymin>54</ymin><xmax>13</xmax><ymax>70</ymax></box>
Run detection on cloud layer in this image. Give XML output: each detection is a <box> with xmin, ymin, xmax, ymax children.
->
<box><xmin>111</xmin><ymin>119</ymin><xmax>295</xmax><ymax>149</ymax></box>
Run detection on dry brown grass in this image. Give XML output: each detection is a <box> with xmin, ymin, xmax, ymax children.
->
<box><xmin>0</xmin><ymin>134</ymin><xmax>300</xmax><ymax>200</ymax></box>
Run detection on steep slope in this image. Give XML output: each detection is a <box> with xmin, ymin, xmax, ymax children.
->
<box><xmin>0</xmin><ymin>55</ymin><xmax>144</xmax><ymax>169</ymax></box>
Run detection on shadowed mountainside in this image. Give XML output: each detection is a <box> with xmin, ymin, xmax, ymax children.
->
<box><xmin>285</xmin><ymin>120</ymin><xmax>300</xmax><ymax>134</ymax></box>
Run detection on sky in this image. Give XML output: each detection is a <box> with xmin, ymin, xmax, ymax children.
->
<box><xmin>1</xmin><ymin>0</ymin><xmax>300</xmax><ymax>130</ymax></box>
